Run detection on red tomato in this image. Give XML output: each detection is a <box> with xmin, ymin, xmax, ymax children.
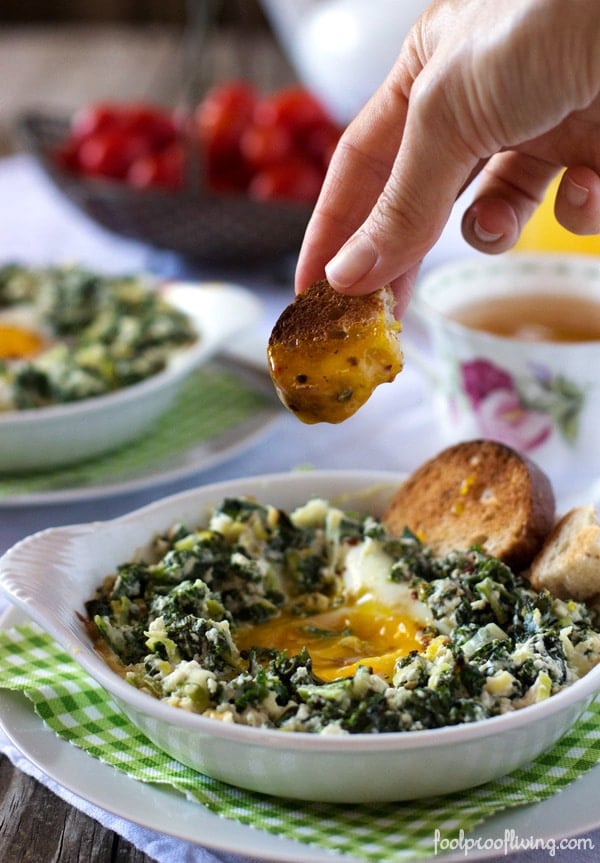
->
<box><xmin>204</xmin><ymin>149</ymin><xmax>252</xmax><ymax>193</ymax></box>
<box><xmin>70</xmin><ymin>102</ymin><xmax>123</xmax><ymax>139</ymax></box>
<box><xmin>127</xmin><ymin>143</ymin><xmax>185</xmax><ymax>190</ymax></box>
<box><xmin>77</xmin><ymin>130</ymin><xmax>150</xmax><ymax>179</ymax></box>
<box><xmin>54</xmin><ymin>137</ymin><xmax>83</xmax><ymax>172</ymax></box>
<box><xmin>58</xmin><ymin>87</ymin><xmax>337</xmax><ymax>202</ymax></box>
<box><xmin>239</xmin><ymin>121</ymin><xmax>293</xmax><ymax>169</ymax></box>
<box><xmin>304</xmin><ymin>121</ymin><xmax>342</xmax><ymax>170</ymax></box>
<box><xmin>62</xmin><ymin>101</ymin><xmax>180</xmax><ymax>182</ymax></box>
<box><xmin>248</xmin><ymin>157</ymin><xmax>324</xmax><ymax>204</ymax></box>
<box><xmin>252</xmin><ymin>86</ymin><xmax>330</xmax><ymax>137</ymax></box>
<box><xmin>195</xmin><ymin>81</ymin><xmax>257</xmax><ymax>157</ymax></box>
<box><xmin>118</xmin><ymin>104</ymin><xmax>178</xmax><ymax>148</ymax></box>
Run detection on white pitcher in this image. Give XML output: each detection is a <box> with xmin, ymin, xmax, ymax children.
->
<box><xmin>259</xmin><ymin>0</ymin><xmax>431</xmax><ymax>123</ymax></box>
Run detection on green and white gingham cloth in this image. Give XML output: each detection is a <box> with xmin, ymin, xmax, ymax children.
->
<box><xmin>1</xmin><ymin>622</ymin><xmax>600</xmax><ymax>863</ymax></box>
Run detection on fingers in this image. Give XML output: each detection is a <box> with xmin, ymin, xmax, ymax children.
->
<box><xmin>555</xmin><ymin>166</ymin><xmax>600</xmax><ymax>234</ymax></box>
<box><xmin>389</xmin><ymin>262</ymin><xmax>421</xmax><ymax>318</ymax></box>
<box><xmin>295</xmin><ymin>0</ymin><xmax>600</xmax><ymax>299</ymax></box>
<box><xmin>295</xmin><ymin>6</ymin><xmax>493</xmax><ymax>298</ymax></box>
<box><xmin>461</xmin><ymin>198</ymin><xmax>519</xmax><ymax>252</ymax></box>
<box><xmin>294</xmin><ymin>81</ymin><xmax>409</xmax><ymax>295</ymax></box>
<box><xmin>461</xmin><ymin>158</ymin><xmax>600</xmax><ymax>252</ymax></box>
<box><xmin>314</xmin><ymin>73</ymin><xmax>477</xmax><ymax>296</ymax></box>
<box><xmin>461</xmin><ymin>151</ymin><xmax>560</xmax><ymax>253</ymax></box>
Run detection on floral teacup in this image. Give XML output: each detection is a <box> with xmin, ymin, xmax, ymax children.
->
<box><xmin>410</xmin><ymin>253</ymin><xmax>600</xmax><ymax>496</ymax></box>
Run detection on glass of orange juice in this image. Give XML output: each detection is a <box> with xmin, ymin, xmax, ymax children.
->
<box><xmin>513</xmin><ymin>172</ymin><xmax>600</xmax><ymax>255</ymax></box>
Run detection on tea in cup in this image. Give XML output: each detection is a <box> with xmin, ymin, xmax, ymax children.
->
<box><xmin>410</xmin><ymin>253</ymin><xmax>600</xmax><ymax>496</ymax></box>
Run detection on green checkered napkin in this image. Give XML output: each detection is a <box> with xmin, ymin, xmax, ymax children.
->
<box><xmin>0</xmin><ymin>365</ymin><xmax>277</xmax><ymax>498</ymax></box>
<box><xmin>1</xmin><ymin>623</ymin><xmax>599</xmax><ymax>863</ymax></box>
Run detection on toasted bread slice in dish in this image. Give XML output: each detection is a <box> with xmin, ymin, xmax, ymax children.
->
<box><xmin>529</xmin><ymin>505</ymin><xmax>600</xmax><ymax>602</ymax></box>
<box><xmin>383</xmin><ymin>439</ymin><xmax>556</xmax><ymax>570</ymax></box>
<box><xmin>267</xmin><ymin>279</ymin><xmax>402</xmax><ymax>424</ymax></box>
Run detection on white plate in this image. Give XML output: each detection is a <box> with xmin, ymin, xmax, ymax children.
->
<box><xmin>1</xmin><ymin>611</ymin><xmax>599</xmax><ymax>863</ymax></box>
<box><xmin>0</xmin><ymin>382</ymin><xmax>280</xmax><ymax>507</ymax></box>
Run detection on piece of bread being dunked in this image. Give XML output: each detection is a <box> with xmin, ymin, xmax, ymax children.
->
<box><xmin>267</xmin><ymin>279</ymin><xmax>403</xmax><ymax>424</ymax></box>
<box><xmin>383</xmin><ymin>440</ymin><xmax>556</xmax><ymax>571</ymax></box>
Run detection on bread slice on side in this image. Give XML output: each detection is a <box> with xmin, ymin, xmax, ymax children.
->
<box><xmin>267</xmin><ymin>279</ymin><xmax>402</xmax><ymax>424</ymax></box>
<box><xmin>529</xmin><ymin>505</ymin><xmax>600</xmax><ymax>602</ymax></box>
<box><xmin>383</xmin><ymin>440</ymin><xmax>555</xmax><ymax>571</ymax></box>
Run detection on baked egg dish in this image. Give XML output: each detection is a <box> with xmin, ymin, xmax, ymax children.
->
<box><xmin>0</xmin><ymin>263</ymin><xmax>196</xmax><ymax>411</ymax></box>
<box><xmin>85</xmin><ymin>495</ymin><xmax>600</xmax><ymax>734</ymax></box>
<box><xmin>0</xmin><ymin>306</ymin><xmax>52</xmax><ymax>361</ymax></box>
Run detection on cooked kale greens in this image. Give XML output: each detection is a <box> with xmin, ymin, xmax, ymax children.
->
<box><xmin>86</xmin><ymin>496</ymin><xmax>600</xmax><ymax>735</ymax></box>
<box><xmin>0</xmin><ymin>263</ymin><xmax>196</xmax><ymax>410</ymax></box>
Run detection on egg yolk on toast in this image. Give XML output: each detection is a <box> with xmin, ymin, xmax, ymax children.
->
<box><xmin>268</xmin><ymin>281</ymin><xmax>402</xmax><ymax>424</ymax></box>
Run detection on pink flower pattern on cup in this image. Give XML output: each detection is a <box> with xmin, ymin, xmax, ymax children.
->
<box><xmin>459</xmin><ymin>359</ymin><xmax>584</xmax><ymax>453</ymax></box>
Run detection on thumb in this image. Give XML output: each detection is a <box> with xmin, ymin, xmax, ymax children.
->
<box><xmin>554</xmin><ymin>166</ymin><xmax>600</xmax><ymax>235</ymax></box>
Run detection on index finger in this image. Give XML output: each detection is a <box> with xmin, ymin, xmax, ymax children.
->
<box><xmin>294</xmin><ymin>79</ymin><xmax>410</xmax><ymax>293</ymax></box>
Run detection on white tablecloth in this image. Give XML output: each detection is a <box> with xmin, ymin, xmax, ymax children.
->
<box><xmin>0</xmin><ymin>153</ymin><xmax>598</xmax><ymax>863</ymax></box>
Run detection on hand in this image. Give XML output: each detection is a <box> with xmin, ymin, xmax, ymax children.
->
<box><xmin>294</xmin><ymin>0</ymin><xmax>600</xmax><ymax>315</ymax></box>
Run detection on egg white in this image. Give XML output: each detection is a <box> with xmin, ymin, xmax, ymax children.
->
<box><xmin>0</xmin><ymin>304</ymin><xmax>46</xmax><ymax>330</ymax></box>
<box><xmin>343</xmin><ymin>538</ymin><xmax>433</xmax><ymax>626</ymax></box>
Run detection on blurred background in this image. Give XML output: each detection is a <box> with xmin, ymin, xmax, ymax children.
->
<box><xmin>2</xmin><ymin>0</ymin><xmax>592</xmax><ymax>259</ymax></box>
<box><xmin>0</xmin><ymin>0</ymin><xmax>289</xmax><ymax>157</ymax></box>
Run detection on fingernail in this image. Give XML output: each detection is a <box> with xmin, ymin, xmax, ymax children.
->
<box><xmin>325</xmin><ymin>234</ymin><xmax>378</xmax><ymax>287</ymax></box>
<box><xmin>565</xmin><ymin>177</ymin><xmax>589</xmax><ymax>208</ymax></box>
<box><xmin>473</xmin><ymin>218</ymin><xmax>503</xmax><ymax>243</ymax></box>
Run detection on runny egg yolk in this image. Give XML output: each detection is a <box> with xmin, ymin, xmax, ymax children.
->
<box><xmin>0</xmin><ymin>324</ymin><xmax>45</xmax><ymax>359</ymax></box>
<box><xmin>236</xmin><ymin>596</ymin><xmax>427</xmax><ymax>682</ymax></box>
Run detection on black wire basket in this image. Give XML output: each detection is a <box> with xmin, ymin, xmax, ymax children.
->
<box><xmin>18</xmin><ymin>111</ymin><xmax>313</xmax><ymax>265</ymax></box>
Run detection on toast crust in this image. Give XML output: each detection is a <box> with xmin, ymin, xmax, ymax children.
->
<box><xmin>529</xmin><ymin>505</ymin><xmax>600</xmax><ymax>602</ymax></box>
<box><xmin>267</xmin><ymin>280</ymin><xmax>402</xmax><ymax>424</ymax></box>
<box><xmin>383</xmin><ymin>440</ymin><xmax>555</xmax><ymax>570</ymax></box>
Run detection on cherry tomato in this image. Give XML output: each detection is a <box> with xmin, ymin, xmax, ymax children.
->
<box><xmin>239</xmin><ymin>121</ymin><xmax>293</xmax><ymax>169</ymax></box>
<box><xmin>61</xmin><ymin>100</ymin><xmax>180</xmax><ymax>182</ymax></box>
<box><xmin>127</xmin><ymin>143</ymin><xmax>185</xmax><ymax>190</ymax></box>
<box><xmin>71</xmin><ymin>101</ymin><xmax>176</xmax><ymax>142</ymax></box>
<box><xmin>56</xmin><ymin>87</ymin><xmax>337</xmax><ymax>206</ymax></box>
<box><xmin>70</xmin><ymin>102</ymin><xmax>123</xmax><ymax>139</ymax></box>
<box><xmin>54</xmin><ymin>137</ymin><xmax>83</xmax><ymax>172</ymax></box>
<box><xmin>248</xmin><ymin>157</ymin><xmax>324</xmax><ymax>204</ymax></box>
<box><xmin>304</xmin><ymin>121</ymin><xmax>342</xmax><ymax>170</ymax></box>
<box><xmin>195</xmin><ymin>81</ymin><xmax>257</xmax><ymax>157</ymax></box>
<box><xmin>204</xmin><ymin>148</ymin><xmax>252</xmax><ymax>193</ymax></box>
<box><xmin>76</xmin><ymin>130</ymin><xmax>150</xmax><ymax>179</ymax></box>
<box><xmin>252</xmin><ymin>86</ymin><xmax>330</xmax><ymax>138</ymax></box>
<box><xmin>118</xmin><ymin>104</ymin><xmax>178</xmax><ymax>148</ymax></box>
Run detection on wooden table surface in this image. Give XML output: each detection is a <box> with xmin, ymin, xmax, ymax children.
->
<box><xmin>0</xmin><ymin>22</ymin><xmax>293</xmax><ymax>863</ymax></box>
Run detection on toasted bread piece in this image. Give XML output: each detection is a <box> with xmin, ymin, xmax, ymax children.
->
<box><xmin>267</xmin><ymin>279</ymin><xmax>402</xmax><ymax>424</ymax></box>
<box><xmin>383</xmin><ymin>440</ymin><xmax>555</xmax><ymax>570</ymax></box>
<box><xmin>529</xmin><ymin>505</ymin><xmax>600</xmax><ymax>602</ymax></box>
